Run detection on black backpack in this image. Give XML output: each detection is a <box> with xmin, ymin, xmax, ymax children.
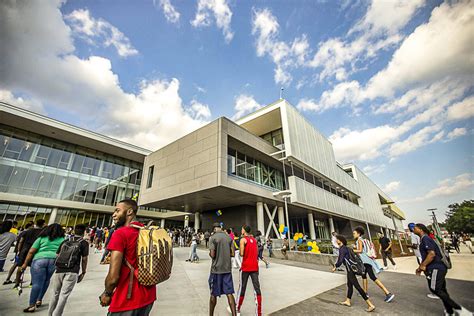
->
<box><xmin>56</xmin><ymin>237</ymin><xmax>82</xmax><ymax>269</ymax></box>
<box><xmin>345</xmin><ymin>246</ymin><xmax>365</xmax><ymax>276</ymax></box>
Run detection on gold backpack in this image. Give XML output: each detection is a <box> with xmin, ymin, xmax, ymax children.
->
<box><xmin>124</xmin><ymin>224</ymin><xmax>173</xmax><ymax>299</ymax></box>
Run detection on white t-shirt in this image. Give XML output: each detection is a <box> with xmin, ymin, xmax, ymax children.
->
<box><xmin>411</xmin><ymin>232</ymin><xmax>421</xmax><ymax>258</ymax></box>
<box><xmin>331</xmin><ymin>235</ymin><xmax>339</xmax><ymax>249</ymax></box>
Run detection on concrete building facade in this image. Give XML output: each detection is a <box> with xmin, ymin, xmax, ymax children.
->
<box><xmin>140</xmin><ymin>100</ymin><xmax>405</xmax><ymax>240</ymax></box>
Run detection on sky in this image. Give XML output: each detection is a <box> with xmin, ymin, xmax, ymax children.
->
<box><xmin>0</xmin><ymin>0</ymin><xmax>473</xmax><ymax>225</ymax></box>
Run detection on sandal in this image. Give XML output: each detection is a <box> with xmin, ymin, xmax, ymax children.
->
<box><xmin>23</xmin><ymin>306</ymin><xmax>36</xmax><ymax>313</ymax></box>
<box><xmin>338</xmin><ymin>301</ymin><xmax>351</xmax><ymax>307</ymax></box>
<box><xmin>35</xmin><ymin>301</ymin><xmax>42</xmax><ymax>308</ymax></box>
<box><xmin>3</xmin><ymin>280</ymin><xmax>13</xmax><ymax>285</ymax></box>
<box><xmin>366</xmin><ymin>306</ymin><xmax>376</xmax><ymax>313</ymax></box>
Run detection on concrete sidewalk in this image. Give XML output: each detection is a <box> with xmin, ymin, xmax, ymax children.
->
<box><xmin>0</xmin><ymin>247</ymin><xmax>346</xmax><ymax>315</ymax></box>
<box><xmin>375</xmin><ymin>248</ymin><xmax>474</xmax><ymax>281</ymax></box>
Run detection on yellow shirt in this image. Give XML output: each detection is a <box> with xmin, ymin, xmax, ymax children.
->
<box><xmin>10</xmin><ymin>228</ymin><xmax>18</xmax><ymax>235</ymax></box>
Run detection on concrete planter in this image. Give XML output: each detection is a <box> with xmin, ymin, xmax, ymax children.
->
<box><xmin>272</xmin><ymin>249</ymin><xmax>337</xmax><ymax>266</ymax></box>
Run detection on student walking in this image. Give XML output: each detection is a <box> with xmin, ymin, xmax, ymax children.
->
<box><xmin>21</xmin><ymin>223</ymin><xmax>65</xmax><ymax>313</ymax></box>
<box><xmin>255</xmin><ymin>231</ymin><xmax>269</xmax><ymax>268</ymax></box>
<box><xmin>204</xmin><ymin>231</ymin><xmax>210</xmax><ymax>248</ymax></box>
<box><xmin>236</xmin><ymin>225</ymin><xmax>262</xmax><ymax>316</ymax></box>
<box><xmin>353</xmin><ymin>227</ymin><xmax>394</xmax><ymax>302</ymax></box>
<box><xmin>378</xmin><ymin>233</ymin><xmax>396</xmax><ymax>270</ymax></box>
<box><xmin>100</xmin><ymin>199</ymin><xmax>156</xmax><ymax>315</ymax></box>
<box><xmin>187</xmin><ymin>233</ymin><xmax>200</xmax><ymax>263</ymax></box>
<box><xmin>332</xmin><ymin>234</ymin><xmax>375</xmax><ymax>312</ymax></box>
<box><xmin>414</xmin><ymin>223</ymin><xmax>470</xmax><ymax>315</ymax></box>
<box><xmin>331</xmin><ymin>231</ymin><xmax>340</xmax><ymax>255</ymax></box>
<box><xmin>208</xmin><ymin>223</ymin><xmax>237</xmax><ymax>316</ymax></box>
<box><xmin>0</xmin><ymin>221</ymin><xmax>17</xmax><ymax>272</ymax></box>
<box><xmin>5</xmin><ymin>219</ymin><xmax>45</xmax><ymax>288</ymax></box>
<box><xmin>48</xmin><ymin>224</ymin><xmax>89</xmax><ymax>316</ymax></box>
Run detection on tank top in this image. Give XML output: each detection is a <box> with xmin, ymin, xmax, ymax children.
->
<box><xmin>241</xmin><ymin>236</ymin><xmax>259</xmax><ymax>272</ymax></box>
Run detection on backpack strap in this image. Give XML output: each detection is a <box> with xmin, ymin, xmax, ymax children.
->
<box><xmin>124</xmin><ymin>259</ymin><xmax>134</xmax><ymax>300</ymax></box>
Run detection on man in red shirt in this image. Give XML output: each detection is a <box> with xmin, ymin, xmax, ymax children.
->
<box><xmin>237</xmin><ymin>225</ymin><xmax>262</xmax><ymax>316</ymax></box>
<box><xmin>99</xmin><ymin>199</ymin><xmax>156</xmax><ymax>315</ymax></box>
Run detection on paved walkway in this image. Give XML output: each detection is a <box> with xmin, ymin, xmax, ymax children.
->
<box><xmin>0</xmin><ymin>247</ymin><xmax>346</xmax><ymax>315</ymax></box>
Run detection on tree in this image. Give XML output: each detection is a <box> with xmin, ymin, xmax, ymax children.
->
<box><xmin>444</xmin><ymin>200</ymin><xmax>474</xmax><ymax>234</ymax></box>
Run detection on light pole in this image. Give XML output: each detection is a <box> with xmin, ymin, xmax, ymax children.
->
<box><xmin>427</xmin><ymin>208</ymin><xmax>442</xmax><ymax>238</ymax></box>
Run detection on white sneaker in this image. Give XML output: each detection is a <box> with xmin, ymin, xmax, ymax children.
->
<box><xmin>392</xmin><ymin>265</ymin><xmax>397</xmax><ymax>270</ymax></box>
<box><xmin>454</xmin><ymin>306</ymin><xmax>472</xmax><ymax>316</ymax></box>
<box><xmin>427</xmin><ymin>293</ymin><xmax>440</xmax><ymax>299</ymax></box>
<box><xmin>383</xmin><ymin>266</ymin><xmax>388</xmax><ymax>270</ymax></box>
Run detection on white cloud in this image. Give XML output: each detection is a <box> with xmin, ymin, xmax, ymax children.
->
<box><xmin>364</xmin><ymin>0</ymin><xmax>474</xmax><ymax>99</ymax></box>
<box><xmin>311</xmin><ymin>0</ymin><xmax>473</xmax><ymax>114</ymax></box>
<box><xmin>362</xmin><ymin>164</ymin><xmax>386</xmax><ymax>176</ymax></box>
<box><xmin>191</xmin><ymin>0</ymin><xmax>233</xmax><ymax>43</ymax></box>
<box><xmin>188</xmin><ymin>100</ymin><xmax>211</xmax><ymax>120</ymax></box>
<box><xmin>154</xmin><ymin>0</ymin><xmax>180</xmax><ymax>24</ymax></box>
<box><xmin>388</xmin><ymin>124</ymin><xmax>443</xmax><ymax>160</ymax></box>
<box><xmin>232</xmin><ymin>95</ymin><xmax>263</xmax><ymax>120</ymax></box>
<box><xmin>0</xmin><ymin>90</ymin><xmax>45</xmax><ymax>114</ymax></box>
<box><xmin>309</xmin><ymin>0</ymin><xmax>425</xmax><ymax>82</ymax></box>
<box><xmin>251</xmin><ymin>8</ymin><xmax>312</xmax><ymax>86</ymax></box>
<box><xmin>382</xmin><ymin>181</ymin><xmax>400</xmax><ymax>193</ymax></box>
<box><xmin>404</xmin><ymin>173</ymin><xmax>474</xmax><ymax>203</ymax></box>
<box><xmin>65</xmin><ymin>9</ymin><xmax>138</xmax><ymax>57</ymax></box>
<box><xmin>0</xmin><ymin>0</ymin><xmax>210</xmax><ymax>150</ymax></box>
<box><xmin>446</xmin><ymin>127</ymin><xmax>467</xmax><ymax>141</ymax></box>
<box><xmin>447</xmin><ymin>95</ymin><xmax>474</xmax><ymax>121</ymax></box>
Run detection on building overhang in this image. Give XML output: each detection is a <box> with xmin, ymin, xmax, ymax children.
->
<box><xmin>0</xmin><ymin>102</ymin><xmax>151</xmax><ymax>163</ymax></box>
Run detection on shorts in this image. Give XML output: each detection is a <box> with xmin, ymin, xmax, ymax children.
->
<box><xmin>209</xmin><ymin>273</ymin><xmax>234</xmax><ymax>297</ymax></box>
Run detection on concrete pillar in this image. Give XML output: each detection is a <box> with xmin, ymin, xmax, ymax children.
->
<box><xmin>160</xmin><ymin>218</ymin><xmax>165</xmax><ymax>228</ymax></box>
<box><xmin>194</xmin><ymin>212</ymin><xmax>200</xmax><ymax>231</ymax></box>
<box><xmin>328</xmin><ymin>216</ymin><xmax>335</xmax><ymax>233</ymax></box>
<box><xmin>365</xmin><ymin>222</ymin><xmax>372</xmax><ymax>240</ymax></box>
<box><xmin>48</xmin><ymin>207</ymin><xmax>58</xmax><ymax>225</ymax></box>
<box><xmin>184</xmin><ymin>215</ymin><xmax>189</xmax><ymax>228</ymax></box>
<box><xmin>277</xmin><ymin>206</ymin><xmax>285</xmax><ymax>227</ymax></box>
<box><xmin>307</xmin><ymin>212</ymin><xmax>316</xmax><ymax>240</ymax></box>
<box><xmin>256</xmin><ymin>202</ymin><xmax>265</xmax><ymax>235</ymax></box>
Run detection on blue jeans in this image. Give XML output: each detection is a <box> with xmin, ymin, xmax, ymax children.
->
<box><xmin>30</xmin><ymin>258</ymin><xmax>56</xmax><ymax>306</ymax></box>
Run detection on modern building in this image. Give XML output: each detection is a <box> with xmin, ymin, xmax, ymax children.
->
<box><xmin>139</xmin><ymin>99</ymin><xmax>405</xmax><ymax>240</ymax></box>
<box><xmin>0</xmin><ymin>102</ymin><xmax>188</xmax><ymax>228</ymax></box>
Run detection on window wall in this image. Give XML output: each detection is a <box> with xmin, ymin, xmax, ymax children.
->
<box><xmin>0</xmin><ymin>124</ymin><xmax>142</xmax><ymax>207</ymax></box>
<box><xmin>260</xmin><ymin>128</ymin><xmax>284</xmax><ymax>150</ymax></box>
<box><xmin>227</xmin><ymin>147</ymin><xmax>284</xmax><ymax>191</ymax></box>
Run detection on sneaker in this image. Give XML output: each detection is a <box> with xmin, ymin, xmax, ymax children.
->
<box><xmin>427</xmin><ymin>293</ymin><xmax>440</xmax><ymax>299</ymax></box>
<box><xmin>265</xmin><ymin>262</ymin><xmax>269</xmax><ymax>269</ymax></box>
<box><xmin>226</xmin><ymin>306</ymin><xmax>240</xmax><ymax>315</ymax></box>
<box><xmin>454</xmin><ymin>306</ymin><xmax>472</xmax><ymax>316</ymax></box>
<box><xmin>3</xmin><ymin>280</ymin><xmax>13</xmax><ymax>285</ymax></box>
<box><xmin>384</xmin><ymin>293</ymin><xmax>395</xmax><ymax>303</ymax></box>
<box><xmin>392</xmin><ymin>265</ymin><xmax>397</xmax><ymax>270</ymax></box>
<box><xmin>383</xmin><ymin>266</ymin><xmax>388</xmax><ymax>270</ymax></box>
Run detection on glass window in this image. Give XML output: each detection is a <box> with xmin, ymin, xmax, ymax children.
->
<box><xmin>19</xmin><ymin>142</ymin><xmax>35</xmax><ymax>162</ymax></box>
<box><xmin>0</xmin><ymin>164</ymin><xmax>14</xmax><ymax>185</ymax></box>
<box><xmin>82</xmin><ymin>157</ymin><xmax>101</xmax><ymax>176</ymax></box>
<box><xmin>62</xmin><ymin>177</ymin><xmax>78</xmax><ymax>200</ymax></box>
<box><xmin>3</xmin><ymin>137</ymin><xmax>24</xmax><ymax>159</ymax></box>
<box><xmin>37</xmin><ymin>172</ymin><xmax>55</xmax><ymax>196</ymax></box>
<box><xmin>245</xmin><ymin>157</ymin><xmax>256</xmax><ymax>182</ymax></box>
<box><xmin>0</xmin><ymin>135</ymin><xmax>10</xmax><ymax>156</ymax></box>
<box><xmin>46</xmin><ymin>148</ymin><xmax>63</xmax><ymax>168</ymax></box>
<box><xmin>236</xmin><ymin>152</ymin><xmax>246</xmax><ymax>178</ymax></box>
<box><xmin>105</xmin><ymin>185</ymin><xmax>117</xmax><ymax>205</ymax></box>
<box><xmin>58</xmin><ymin>151</ymin><xmax>72</xmax><ymax>170</ymax></box>
<box><xmin>51</xmin><ymin>175</ymin><xmax>66</xmax><ymax>199</ymax></box>
<box><xmin>9</xmin><ymin>167</ymin><xmax>28</xmax><ymax>188</ymax></box>
<box><xmin>146</xmin><ymin>165</ymin><xmax>154</xmax><ymax>188</ymax></box>
<box><xmin>35</xmin><ymin>145</ymin><xmax>51</xmax><ymax>165</ymax></box>
<box><xmin>23</xmin><ymin>170</ymin><xmax>42</xmax><ymax>190</ymax></box>
<box><xmin>71</xmin><ymin>155</ymin><xmax>85</xmax><ymax>172</ymax></box>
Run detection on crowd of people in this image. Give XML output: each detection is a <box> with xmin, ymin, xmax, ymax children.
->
<box><xmin>0</xmin><ymin>201</ymin><xmax>472</xmax><ymax>315</ymax></box>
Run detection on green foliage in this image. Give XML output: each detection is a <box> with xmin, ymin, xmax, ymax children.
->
<box><xmin>444</xmin><ymin>200</ymin><xmax>474</xmax><ymax>234</ymax></box>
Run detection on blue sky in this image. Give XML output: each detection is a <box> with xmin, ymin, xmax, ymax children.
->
<box><xmin>0</xmin><ymin>0</ymin><xmax>473</xmax><ymax>224</ymax></box>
